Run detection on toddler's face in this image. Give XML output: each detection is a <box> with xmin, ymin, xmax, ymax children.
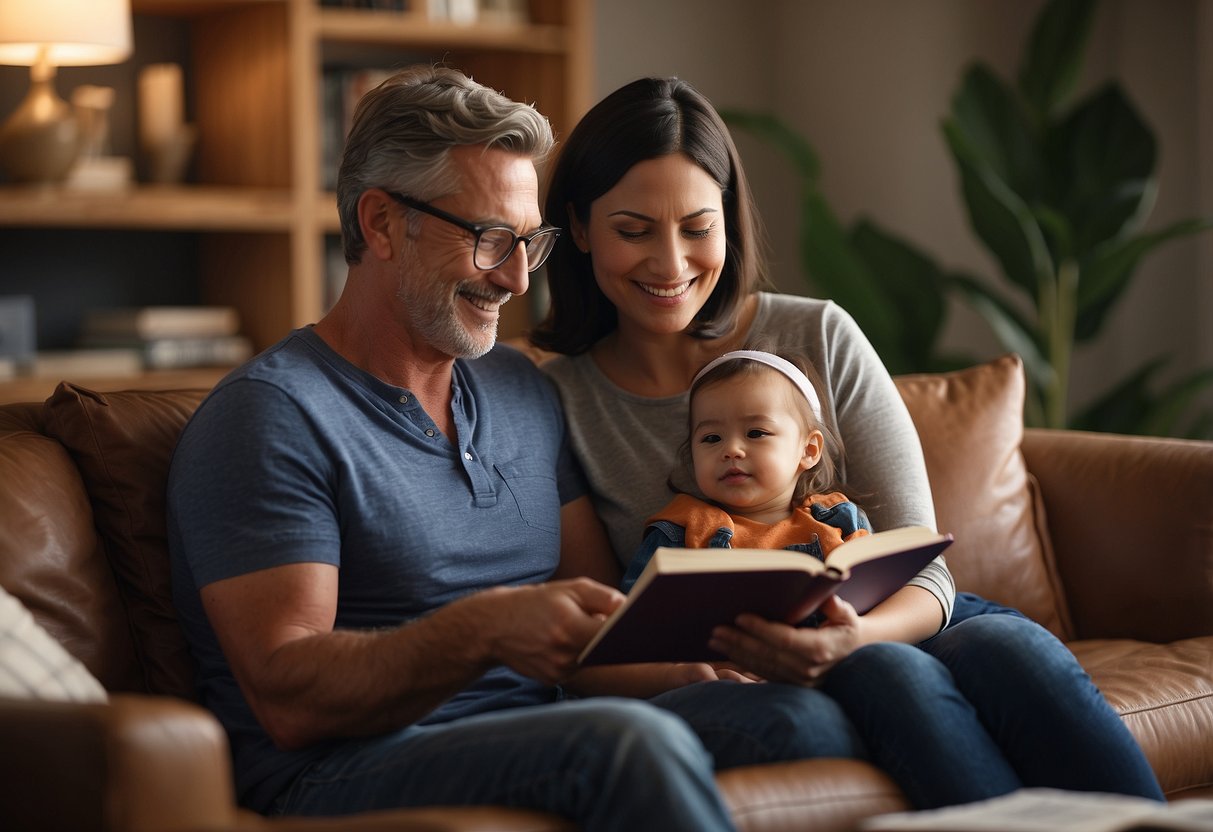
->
<box><xmin>689</xmin><ymin>371</ymin><xmax>821</xmax><ymax>522</ymax></box>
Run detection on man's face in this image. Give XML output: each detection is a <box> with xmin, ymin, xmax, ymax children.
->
<box><xmin>395</xmin><ymin>146</ymin><xmax>541</xmax><ymax>359</ymax></box>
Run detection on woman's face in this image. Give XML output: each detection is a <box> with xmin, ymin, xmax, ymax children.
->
<box><xmin>573</xmin><ymin>153</ymin><xmax>727</xmax><ymax>337</ymax></box>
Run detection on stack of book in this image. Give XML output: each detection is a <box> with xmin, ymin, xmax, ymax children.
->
<box><xmin>79</xmin><ymin>306</ymin><xmax>254</xmax><ymax>371</ymax></box>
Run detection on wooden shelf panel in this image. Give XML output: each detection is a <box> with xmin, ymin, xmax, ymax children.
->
<box><xmin>132</xmin><ymin>0</ymin><xmax>282</xmax><ymax>15</ymax></box>
<box><xmin>0</xmin><ymin>186</ymin><xmax>296</xmax><ymax>231</ymax></box>
<box><xmin>4</xmin><ymin>0</ymin><xmax>588</xmax><ymax>351</ymax></box>
<box><xmin>316</xmin><ymin>193</ymin><xmax>340</xmax><ymax>233</ymax></box>
<box><xmin>318</xmin><ymin>9</ymin><xmax>566</xmax><ymax>53</ymax></box>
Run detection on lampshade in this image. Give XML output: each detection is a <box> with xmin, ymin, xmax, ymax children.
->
<box><xmin>0</xmin><ymin>0</ymin><xmax>132</xmax><ymax>184</ymax></box>
<box><xmin>0</xmin><ymin>0</ymin><xmax>132</xmax><ymax>67</ymax></box>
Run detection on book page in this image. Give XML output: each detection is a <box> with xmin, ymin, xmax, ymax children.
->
<box><xmin>826</xmin><ymin>525</ymin><xmax>946</xmax><ymax>572</ymax></box>
<box><xmin>648</xmin><ymin>546</ymin><xmax>831</xmax><ymax>576</ymax></box>
<box><xmin>859</xmin><ymin>789</ymin><xmax>1208</xmax><ymax>832</ymax></box>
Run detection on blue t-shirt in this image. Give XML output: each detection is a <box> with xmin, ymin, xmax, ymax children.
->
<box><xmin>167</xmin><ymin>327</ymin><xmax>584</xmax><ymax>811</ymax></box>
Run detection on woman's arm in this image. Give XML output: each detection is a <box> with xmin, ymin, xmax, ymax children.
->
<box><xmin>818</xmin><ymin>303</ymin><xmax>955</xmax><ymax>627</ymax></box>
<box><xmin>855</xmin><ymin>585</ymin><xmax>946</xmax><ymax>643</ymax></box>
<box><xmin>556</xmin><ymin>496</ymin><xmax>622</xmax><ymax>586</ymax></box>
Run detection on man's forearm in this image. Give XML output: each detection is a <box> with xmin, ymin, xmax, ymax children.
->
<box><xmin>234</xmin><ymin>593</ymin><xmax>494</xmax><ymax>750</ymax></box>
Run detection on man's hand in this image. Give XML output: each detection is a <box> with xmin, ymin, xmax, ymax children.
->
<box><xmin>707</xmin><ymin>596</ymin><xmax>861</xmax><ymax>686</ymax></box>
<box><xmin>476</xmin><ymin>578</ymin><xmax>625</xmax><ymax>684</ymax></box>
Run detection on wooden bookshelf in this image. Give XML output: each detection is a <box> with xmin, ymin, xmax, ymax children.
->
<box><xmin>0</xmin><ymin>0</ymin><xmax>593</xmax><ymax>398</ymax></box>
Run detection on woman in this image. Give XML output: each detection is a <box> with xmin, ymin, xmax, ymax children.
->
<box><xmin>533</xmin><ymin>76</ymin><xmax>1163</xmax><ymax>808</ymax></box>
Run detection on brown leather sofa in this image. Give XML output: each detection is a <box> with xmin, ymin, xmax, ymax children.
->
<box><xmin>1</xmin><ymin>353</ymin><xmax>1210</xmax><ymax>832</ymax></box>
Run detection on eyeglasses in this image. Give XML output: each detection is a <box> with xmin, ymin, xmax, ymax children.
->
<box><xmin>387</xmin><ymin>192</ymin><xmax>561</xmax><ymax>272</ymax></box>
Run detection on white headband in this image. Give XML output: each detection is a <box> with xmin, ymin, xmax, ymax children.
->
<box><xmin>692</xmin><ymin>350</ymin><xmax>823</xmax><ymax>422</ymax></box>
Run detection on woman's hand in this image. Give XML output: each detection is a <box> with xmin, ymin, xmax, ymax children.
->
<box><xmin>707</xmin><ymin>596</ymin><xmax>862</xmax><ymax>686</ymax></box>
<box><xmin>564</xmin><ymin>660</ymin><xmax>758</xmax><ymax>698</ymax></box>
<box><xmin>664</xmin><ymin>662</ymin><xmax>759</xmax><ymax>687</ymax></box>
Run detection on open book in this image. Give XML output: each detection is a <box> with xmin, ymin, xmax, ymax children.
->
<box><xmin>578</xmin><ymin>525</ymin><xmax>953</xmax><ymax>666</ymax></box>
<box><xmin>859</xmin><ymin>788</ymin><xmax>1213</xmax><ymax>832</ymax></box>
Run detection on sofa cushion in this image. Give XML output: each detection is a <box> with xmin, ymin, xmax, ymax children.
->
<box><xmin>0</xmin><ymin>583</ymin><xmax>107</xmax><ymax>702</ymax></box>
<box><xmin>43</xmin><ymin>383</ymin><xmax>208</xmax><ymax>699</ymax></box>
<box><xmin>1070</xmin><ymin>637</ymin><xmax>1213</xmax><ymax>797</ymax></box>
<box><xmin>894</xmin><ymin>355</ymin><xmax>1072</xmax><ymax>638</ymax></box>
<box><xmin>0</xmin><ymin>410</ymin><xmax>143</xmax><ymax>691</ymax></box>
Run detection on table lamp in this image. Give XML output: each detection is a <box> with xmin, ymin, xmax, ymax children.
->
<box><xmin>0</xmin><ymin>0</ymin><xmax>132</xmax><ymax>184</ymax></box>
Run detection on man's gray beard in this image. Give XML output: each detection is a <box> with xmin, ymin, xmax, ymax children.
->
<box><xmin>396</xmin><ymin>262</ymin><xmax>505</xmax><ymax>359</ymax></box>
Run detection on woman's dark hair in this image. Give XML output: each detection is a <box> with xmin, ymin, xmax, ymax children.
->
<box><xmin>530</xmin><ymin>77</ymin><xmax>770</xmax><ymax>355</ymax></box>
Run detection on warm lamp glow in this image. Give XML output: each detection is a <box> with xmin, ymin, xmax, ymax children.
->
<box><xmin>0</xmin><ymin>0</ymin><xmax>132</xmax><ymax>67</ymax></box>
<box><xmin>0</xmin><ymin>0</ymin><xmax>133</xmax><ymax>184</ymax></box>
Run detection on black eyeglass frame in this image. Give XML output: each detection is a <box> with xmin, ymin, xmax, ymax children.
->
<box><xmin>387</xmin><ymin>192</ymin><xmax>561</xmax><ymax>272</ymax></box>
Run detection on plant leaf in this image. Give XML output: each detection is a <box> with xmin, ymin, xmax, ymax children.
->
<box><xmin>950</xmin><ymin>273</ymin><xmax>1052</xmax><ymax>391</ymax></box>
<box><xmin>948</xmin><ymin>64</ymin><xmax>1042</xmax><ymax>195</ymax></box>
<box><xmin>1139</xmin><ymin>369</ymin><xmax>1213</xmax><ymax>438</ymax></box>
<box><xmin>1069</xmin><ymin>356</ymin><xmax>1164</xmax><ymax>433</ymax></box>
<box><xmin>848</xmin><ymin>220</ymin><xmax>949</xmax><ymax>368</ymax></box>
<box><xmin>1017</xmin><ymin>0</ymin><xmax>1098</xmax><ymax>122</ymax></box>
<box><xmin>1074</xmin><ymin>216</ymin><xmax>1213</xmax><ymax>341</ymax></box>
<box><xmin>796</xmin><ymin>192</ymin><xmax>906</xmax><ymax>366</ymax></box>
<box><xmin>720</xmin><ymin>110</ymin><xmax>821</xmax><ymax>185</ymax></box>
<box><xmin>1071</xmin><ymin>358</ymin><xmax>1213</xmax><ymax>438</ymax></box>
<box><xmin>1044</xmin><ymin>83</ymin><xmax>1157</xmax><ymax>253</ymax></box>
<box><xmin>721</xmin><ymin>108</ymin><xmax>933</xmax><ymax>374</ymax></box>
<box><xmin>944</xmin><ymin>118</ymin><xmax>1056</xmax><ymax>298</ymax></box>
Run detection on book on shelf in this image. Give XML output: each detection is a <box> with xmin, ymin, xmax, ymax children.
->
<box><xmin>82</xmin><ymin>306</ymin><xmax>241</xmax><ymax>341</ymax></box>
<box><xmin>578</xmin><ymin>525</ymin><xmax>953</xmax><ymax>667</ymax></box>
<box><xmin>31</xmin><ymin>348</ymin><xmax>143</xmax><ymax>380</ymax></box>
<box><xmin>322</xmin><ymin>67</ymin><xmax>397</xmax><ymax>190</ymax></box>
<box><xmin>858</xmin><ymin>787</ymin><xmax>1213</xmax><ymax>832</ymax></box>
<box><xmin>319</xmin><ymin>0</ymin><xmax>409</xmax><ymax>8</ymax></box>
<box><xmin>81</xmin><ymin>335</ymin><xmax>254</xmax><ymax>371</ymax></box>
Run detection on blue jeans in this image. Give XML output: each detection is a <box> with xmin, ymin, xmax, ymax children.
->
<box><xmin>272</xmin><ymin>697</ymin><xmax>736</xmax><ymax>831</ymax></box>
<box><xmin>651</xmin><ymin>677</ymin><xmax>868</xmax><ymax>768</ymax></box>
<box><xmin>821</xmin><ymin>595</ymin><xmax>1164</xmax><ymax>808</ymax></box>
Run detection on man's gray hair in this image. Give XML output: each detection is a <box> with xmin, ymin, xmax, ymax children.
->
<box><xmin>336</xmin><ymin>65</ymin><xmax>555</xmax><ymax>264</ymax></box>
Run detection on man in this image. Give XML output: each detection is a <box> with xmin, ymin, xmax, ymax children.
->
<box><xmin>167</xmin><ymin>66</ymin><xmax>737</xmax><ymax>830</ymax></box>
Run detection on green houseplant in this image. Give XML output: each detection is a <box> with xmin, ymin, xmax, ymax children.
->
<box><xmin>718</xmin><ymin>109</ymin><xmax>976</xmax><ymax>377</ymax></box>
<box><xmin>725</xmin><ymin>0</ymin><xmax>1213</xmax><ymax>436</ymax></box>
<box><xmin>942</xmin><ymin>0</ymin><xmax>1213</xmax><ymax>434</ymax></box>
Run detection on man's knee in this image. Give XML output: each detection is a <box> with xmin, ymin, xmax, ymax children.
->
<box><xmin>575</xmin><ymin>698</ymin><xmax>710</xmax><ymax>765</ymax></box>
<box><xmin>742</xmin><ymin>684</ymin><xmax>865</xmax><ymax>759</ymax></box>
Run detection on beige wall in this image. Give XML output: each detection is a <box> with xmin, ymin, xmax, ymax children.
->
<box><xmin>594</xmin><ymin>0</ymin><xmax>1212</xmax><ymax>417</ymax></box>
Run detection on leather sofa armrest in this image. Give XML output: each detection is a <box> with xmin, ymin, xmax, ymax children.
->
<box><xmin>229</xmin><ymin>807</ymin><xmax>577</xmax><ymax>832</ymax></box>
<box><xmin>0</xmin><ymin>692</ymin><xmax>239</xmax><ymax>832</ymax></box>
<box><xmin>0</xmin><ymin>693</ymin><xmax>578</xmax><ymax>832</ymax></box>
<box><xmin>1022</xmin><ymin>428</ymin><xmax>1213</xmax><ymax>642</ymax></box>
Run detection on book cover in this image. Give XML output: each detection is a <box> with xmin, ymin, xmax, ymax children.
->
<box><xmin>578</xmin><ymin>526</ymin><xmax>953</xmax><ymax>666</ymax></box>
<box><xmin>140</xmin><ymin>335</ymin><xmax>252</xmax><ymax>370</ymax></box>
<box><xmin>32</xmin><ymin>348</ymin><xmax>143</xmax><ymax>379</ymax></box>
<box><xmin>859</xmin><ymin>787</ymin><xmax>1213</xmax><ymax>832</ymax></box>
<box><xmin>82</xmin><ymin>306</ymin><xmax>241</xmax><ymax>340</ymax></box>
<box><xmin>80</xmin><ymin>334</ymin><xmax>254</xmax><ymax>370</ymax></box>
